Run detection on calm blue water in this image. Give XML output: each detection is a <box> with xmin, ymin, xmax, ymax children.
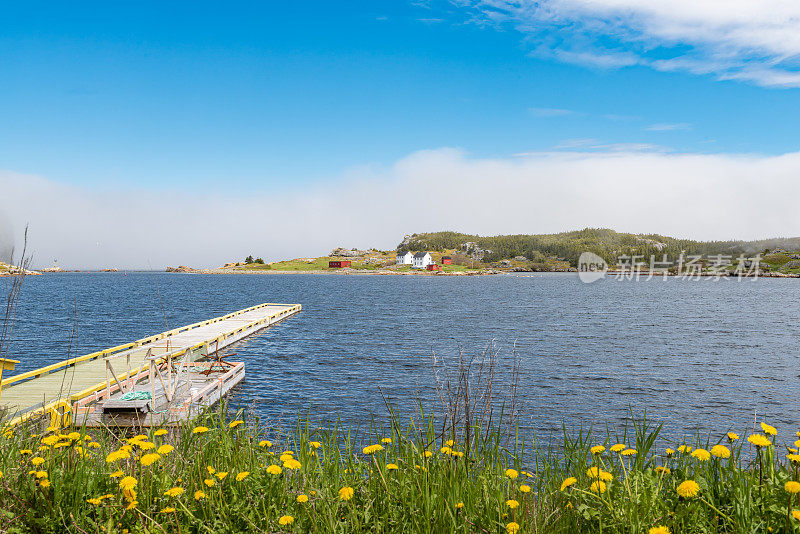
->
<box><xmin>5</xmin><ymin>272</ymin><xmax>800</xmax><ymax>445</ymax></box>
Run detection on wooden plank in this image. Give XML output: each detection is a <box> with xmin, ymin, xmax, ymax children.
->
<box><xmin>2</xmin><ymin>303</ymin><xmax>300</xmax><ymax>424</ymax></box>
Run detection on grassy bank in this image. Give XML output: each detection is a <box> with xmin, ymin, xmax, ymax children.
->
<box><xmin>2</xmin><ymin>409</ymin><xmax>800</xmax><ymax>533</ymax></box>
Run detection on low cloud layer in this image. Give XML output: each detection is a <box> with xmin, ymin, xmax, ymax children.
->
<box><xmin>3</xmin><ymin>147</ymin><xmax>800</xmax><ymax>269</ymax></box>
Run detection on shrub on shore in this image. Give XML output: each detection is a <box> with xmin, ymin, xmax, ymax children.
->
<box><xmin>1</xmin><ymin>410</ymin><xmax>799</xmax><ymax>533</ymax></box>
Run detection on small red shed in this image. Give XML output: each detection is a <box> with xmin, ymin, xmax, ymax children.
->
<box><xmin>329</xmin><ymin>260</ymin><xmax>351</xmax><ymax>268</ymax></box>
<box><xmin>426</xmin><ymin>264</ymin><xmax>440</xmax><ymax>271</ymax></box>
<box><xmin>441</xmin><ymin>256</ymin><xmax>452</xmax><ymax>265</ymax></box>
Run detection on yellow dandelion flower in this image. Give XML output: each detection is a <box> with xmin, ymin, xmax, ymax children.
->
<box><xmin>710</xmin><ymin>445</ymin><xmax>730</xmax><ymax>459</ymax></box>
<box><xmin>519</xmin><ymin>484</ymin><xmax>531</xmax><ymax>493</ymax></box>
<box><xmin>677</xmin><ymin>445</ymin><xmax>691</xmax><ymax>453</ymax></box>
<box><xmin>39</xmin><ymin>480</ymin><xmax>51</xmax><ymax>489</ymax></box>
<box><xmin>727</xmin><ymin>432</ymin><xmax>739</xmax><ymax>441</ymax></box>
<box><xmin>19</xmin><ymin>449</ymin><xmax>32</xmax><ymax>456</ymax></box>
<box><xmin>164</xmin><ymin>487</ymin><xmax>184</xmax><ymax>497</ymax></box>
<box><xmin>456</xmin><ymin>502</ymin><xmax>464</xmax><ymax>509</ymax></box>
<box><xmin>665</xmin><ymin>448</ymin><xmax>675</xmax><ymax>457</ymax></box>
<box><xmin>440</xmin><ymin>446</ymin><xmax>451</xmax><ymax>454</ymax></box>
<box><xmin>381</xmin><ymin>437</ymin><xmax>392</xmax><ymax>444</ymax></box>
<box><xmin>506</xmin><ymin>522</ymin><xmax>520</xmax><ymax>534</ymax></box>
<box><xmin>786</xmin><ymin>481</ymin><xmax>800</xmax><ymax>494</ymax></box>
<box><xmin>87</xmin><ymin>498</ymin><xmax>103</xmax><ymax>505</ymax></box>
<box><xmin>278</xmin><ymin>515</ymin><xmax>294</xmax><ymax>526</ymax></box>
<box><xmin>283</xmin><ymin>459</ymin><xmax>301</xmax><ymax>470</ymax></box>
<box><xmin>215</xmin><ymin>472</ymin><xmax>228</xmax><ymax>480</ymax></box>
<box><xmin>761</xmin><ymin>423</ymin><xmax>777</xmax><ymax>436</ymax></box>
<box><xmin>621</xmin><ymin>448</ymin><xmax>637</xmax><ymax>456</ymax></box>
<box><xmin>677</xmin><ymin>480</ymin><xmax>700</xmax><ymax>498</ymax></box>
<box><xmin>259</xmin><ymin>440</ymin><xmax>272</xmax><ymax>448</ymax></box>
<box><xmin>423</xmin><ymin>451</ymin><xmax>433</xmax><ymax>458</ymax></box>
<box><xmin>160</xmin><ymin>507</ymin><xmax>175</xmax><ymax>513</ymax></box>
<box><xmin>787</xmin><ymin>454</ymin><xmax>800</xmax><ymax>464</ymax></box>
<box><xmin>267</xmin><ymin>464</ymin><xmax>282</xmax><ymax>475</ymax></box>
<box><xmin>194</xmin><ymin>490</ymin><xmax>206</xmax><ymax>500</ymax></box>
<box><xmin>228</xmin><ymin>420</ymin><xmax>244</xmax><ymax>428</ymax></box>
<box><xmin>126</xmin><ymin>501</ymin><xmax>137</xmax><ymax>510</ymax></box>
<box><xmin>88</xmin><ymin>442</ymin><xmax>101</xmax><ymax>449</ymax></box>
<box><xmin>119</xmin><ymin>476</ymin><xmax>138</xmax><ymax>490</ymax></box>
<box><xmin>747</xmin><ymin>434</ymin><xmax>771</xmax><ymax>448</ymax></box>
<box><xmin>138</xmin><ymin>441</ymin><xmax>155</xmax><ymax>450</ymax></box>
<box><xmin>649</xmin><ymin>526</ymin><xmax>670</xmax><ymax>534</ymax></box>
<box><xmin>154</xmin><ymin>429</ymin><xmax>167</xmax><ymax>436</ymax></box>
<box><xmin>31</xmin><ymin>457</ymin><xmax>45</xmax><ymax>466</ymax></box>
<box><xmin>207</xmin><ymin>466</ymin><xmax>216</xmax><ymax>474</ymax></box>
<box><xmin>445</xmin><ymin>439</ymin><xmax>455</xmax><ymax>446</ymax></box>
<box><xmin>590</xmin><ymin>481</ymin><xmax>607</xmax><ymax>494</ymax></box>
<box><xmin>41</xmin><ymin>436</ymin><xmax>58</xmax><ymax>447</ymax></box>
<box><xmin>192</xmin><ymin>426</ymin><xmax>209</xmax><ymax>435</ymax></box>
<box><xmin>339</xmin><ymin>486</ymin><xmax>354</xmax><ymax>501</ymax></box>
<box><xmin>35</xmin><ymin>470</ymin><xmax>48</xmax><ymax>479</ymax></box>
<box><xmin>157</xmin><ymin>444</ymin><xmax>174</xmax><ymax>455</ymax></box>
<box><xmin>110</xmin><ymin>470</ymin><xmax>124</xmax><ymax>478</ymax></box>
<box><xmin>309</xmin><ymin>441</ymin><xmax>321</xmax><ymax>449</ymax></box>
<box><xmin>655</xmin><ymin>466</ymin><xmax>671</xmax><ymax>475</ymax></box>
<box><xmin>560</xmin><ymin>477</ymin><xmax>577</xmax><ymax>491</ymax></box>
<box><xmin>505</xmin><ymin>469</ymin><xmax>519</xmax><ymax>480</ymax></box>
<box><xmin>610</xmin><ymin>443</ymin><xmax>625</xmax><ymax>453</ymax></box>
<box><xmin>123</xmin><ymin>488</ymin><xmax>137</xmax><ymax>503</ymax></box>
<box><xmin>236</xmin><ymin>471</ymin><xmax>250</xmax><ymax>481</ymax></box>
<box><xmin>586</xmin><ymin>466</ymin><xmax>613</xmax><ymax>482</ymax></box>
<box><xmin>362</xmin><ymin>444</ymin><xmax>383</xmax><ymax>455</ymax></box>
<box><xmin>67</xmin><ymin>432</ymin><xmax>81</xmax><ymax>441</ymax></box>
<box><xmin>297</xmin><ymin>494</ymin><xmax>308</xmax><ymax>503</ymax></box>
<box><xmin>386</xmin><ymin>463</ymin><xmax>399</xmax><ymax>470</ymax></box>
<box><xmin>793</xmin><ymin>510</ymin><xmax>800</xmax><ymax>521</ymax></box>
<box><xmin>691</xmin><ymin>449</ymin><xmax>711</xmax><ymax>462</ymax></box>
<box><xmin>590</xmin><ymin>445</ymin><xmax>605</xmax><ymax>455</ymax></box>
<box><xmin>506</xmin><ymin>499</ymin><xmax>520</xmax><ymax>509</ymax></box>
<box><xmin>204</xmin><ymin>478</ymin><xmax>215</xmax><ymax>487</ymax></box>
<box><xmin>140</xmin><ymin>453</ymin><xmax>161</xmax><ymax>466</ymax></box>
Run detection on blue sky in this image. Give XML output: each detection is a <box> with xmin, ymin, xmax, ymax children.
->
<box><xmin>2</xmin><ymin>1</ymin><xmax>799</xmax><ymax>193</ymax></box>
<box><xmin>3</xmin><ymin>1</ymin><xmax>800</xmax><ymax>267</ymax></box>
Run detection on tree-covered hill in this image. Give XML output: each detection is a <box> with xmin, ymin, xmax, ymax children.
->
<box><xmin>397</xmin><ymin>229</ymin><xmax>800</xmax><ymax>267</ymax></box>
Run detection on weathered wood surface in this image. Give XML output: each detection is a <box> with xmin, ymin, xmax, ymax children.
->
<box><xmin>1</xmin><ymin>303</ymin><xmax>300</xmax><ymax>423</ymax></box>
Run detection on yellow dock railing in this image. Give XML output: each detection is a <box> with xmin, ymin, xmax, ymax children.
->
<box><xmin>1</xmin><ymin>303</ymin><xmax>301</xmax><ymax>428</ymax></box>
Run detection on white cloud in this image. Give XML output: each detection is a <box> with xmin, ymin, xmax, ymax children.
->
<box><xmin>462</xmin><ymin>0</ymin><xmax>800</xmax><ymax>87</ymax></box>
<box><xmin>528</xmin><ymin>107</ymin><xmax>576</xmax><ymax>117</ymax></box>
<box><xmin>3</xmin><ymin>147</ymin><xmax>800</xmax><ymax>269</ymax></box>
<box><xmin>645</xmin><ymin>122</ymin><xmax>692</xmax><ymax>131</ymax></box>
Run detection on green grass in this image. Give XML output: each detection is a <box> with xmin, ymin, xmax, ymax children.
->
<box><xmin>2</xmin><ymin>410</ymin><xmax>800</xmax><ymax>533</ymax></box>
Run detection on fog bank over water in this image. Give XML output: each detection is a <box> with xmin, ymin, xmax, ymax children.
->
<box><xmin>3</xmin><ymin>147</ymin><xmax>800</xmax><ymax>270</ymax></box>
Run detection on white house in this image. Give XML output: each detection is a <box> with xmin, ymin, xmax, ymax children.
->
<box><xmin>412</xmin><ymin>252</ymin><xmax>433</xmax><ymax>269</ymax></box>
<box><xmin>396</xmin><ymin>251</ymin><xmax>413</xmax><ymax>265</ymax></box>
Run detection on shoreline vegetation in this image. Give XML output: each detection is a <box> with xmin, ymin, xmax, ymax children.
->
<box><xmin>171</xmin><ymin>228</ymin><xmax>800</xmax><ymax>277</ymax></box>
<box><xmin>3</xmin><ymin>406</ymin><xmax>800</xmax><ymax>533</ymax></box>
<box><xmin>21</xmin><ymin>229</ymin><xmax>800</xmax><ymax>276</ymax></box>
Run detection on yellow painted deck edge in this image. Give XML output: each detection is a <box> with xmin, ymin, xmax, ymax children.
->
<box><xmin>3</xmin><ymin>303</ymin><xmax>301</xmax><ymax>427</ymax></box>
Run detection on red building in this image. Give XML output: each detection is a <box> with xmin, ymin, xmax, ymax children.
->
<box><xmin>329</xmin><ymin>260</ymin><xmax>351</xmax><ymax>268</ymax></box>
<box><xmin>441</xmin><ymin>256</ymin><xmax>452</xmax><ymax>265</ymax></box>
<box><xmin>426</xmin><ymin>264</ymin><xmax>440</xmax><ymax>271</ymax></box>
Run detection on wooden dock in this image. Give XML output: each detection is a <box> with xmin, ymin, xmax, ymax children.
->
<box><xmin>0</xmin><ymin>303</ymin><xmax>301</xmax><ymax>428</ymax></box>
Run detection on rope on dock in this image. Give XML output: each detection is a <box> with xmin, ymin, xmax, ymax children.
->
<box><xmin>120</xmin><ymin>391</ymin><xmax>152</xmax><ymax>401</ymax></box>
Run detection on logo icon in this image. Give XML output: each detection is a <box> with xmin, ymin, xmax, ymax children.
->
<box><xmin>578</xmin><ymin>252</ymin><xmax>608</xmax><ymax>283</ymax></box>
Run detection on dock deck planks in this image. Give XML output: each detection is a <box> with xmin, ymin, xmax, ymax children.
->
<box><xmin>0</xmin><ymin>303</ymin><xmax>301</xmax><ymax>425</ymax></box>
